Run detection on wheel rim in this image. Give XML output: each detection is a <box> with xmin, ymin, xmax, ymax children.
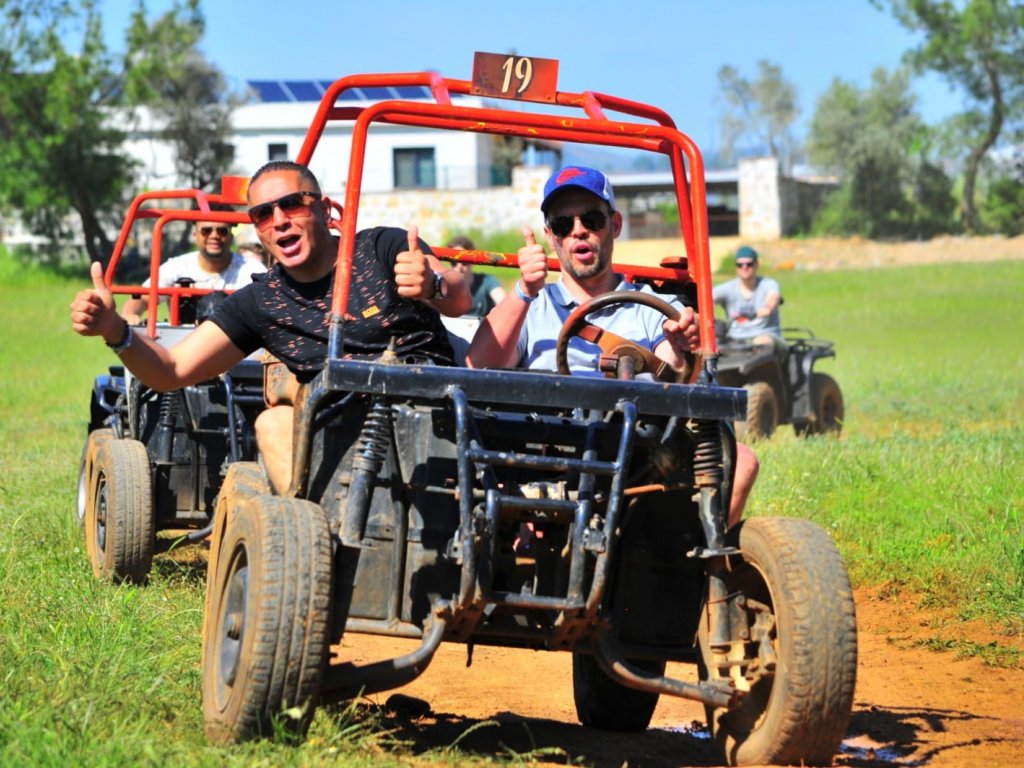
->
<box><xmin>76</xmin><ymin>456</ymin><xmax>88</xmax><ymax>526</ymax></box>
<box><xmin>215</xmin><ymin>545</ymin><xmax>249</xmax><ymax>707</ymax></box>
<box><xmin>705</xmin><ymin>556</ymin><xmax>780</xmax><ymax>741</ymax></box>
<box><xmin>95</xmin><ymin>472</ymin><xmax>108</xmax><ymax>554</ymax></box>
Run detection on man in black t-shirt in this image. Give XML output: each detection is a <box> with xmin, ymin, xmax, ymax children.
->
<box><xmin>71</xmin><ymin>161</ymin><xmax>471</xmax><ymax>492</ymax></box>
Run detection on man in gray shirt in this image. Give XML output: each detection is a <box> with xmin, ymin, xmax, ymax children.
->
<box><xmin>712</xmin><ymin>245</ymin><xmax>782</xmax><ymax>345</ymax></box>
<box><xmin>467</xmin><ymin>165</ymin><xmax>756</xmax><ymax>527</ymax></box>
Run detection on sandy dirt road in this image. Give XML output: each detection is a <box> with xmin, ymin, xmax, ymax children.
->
<box><xmin>331</xmin><ymin>585</ymin><xmax>1023</xmax><ymax>767</ymax></box>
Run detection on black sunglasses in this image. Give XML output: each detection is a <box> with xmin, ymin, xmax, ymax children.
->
<box><xmin>736</xmin><ymin>261</ymin><xmax>756</xmax><ymax>268</ymax></box>
<box><xmin>198</xmin><ymin>225</ymin><xmax>231</xmax><ymax>238</ymax></box>
<box><xmin>247</xmin><ymin>191</ymin><xmax>322</xmax><ymax>231</ymax></box>
<box><xmin>546</xmin><ymin>208</ymin><xmax>609</xmax><ymax>238</ymax></box>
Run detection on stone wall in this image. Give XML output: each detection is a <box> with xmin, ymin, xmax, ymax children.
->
<box><xmin>739</xmin><ymin>157</ymin><xmax>836</xmax><ymax>239</ymax></box>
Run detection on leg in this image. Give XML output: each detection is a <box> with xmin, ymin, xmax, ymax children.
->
<box><xmin>255</xmin><ymin>404</ymin><xmax>294</xmax><ymax>494</ymax></box>
<box><xmin>729</xmin><ymin>442</ymin><xmax>759</xmax><ymax>529</ymax></box>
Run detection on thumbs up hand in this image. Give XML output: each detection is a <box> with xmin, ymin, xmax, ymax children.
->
<box><xmin>518</xmin><ymin>226</ymin><xmax>548</xmax><ymax>297</ymax></box>
<box><xmin>70</xmin><ymin>261</ymin><xmax>122</xmax><ymax>342</ymax></box>
<box><xmin>394</xmin><ymin>224</ymin><xmax>432</xmax><ymax>300</ymax></box>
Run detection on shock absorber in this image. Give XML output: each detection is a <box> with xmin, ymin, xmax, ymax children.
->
<box><xmin>153</xmin><ymin>391</ymin><xmax>178</xmax><ymax>465</ymax></box>
<box><xmin>340</xmin><ymin>397</ymin><xmax>392</xmax><ymax>547</ymax></box>
<box><xmin>692</xmin><ymin>419</ymin><xmax>732</xmax><ymax>652</ymax></box>
<box><xmin>693</xmin><ymin>418</ymin><xmax>724</xmax><ymax>488</ymax></box>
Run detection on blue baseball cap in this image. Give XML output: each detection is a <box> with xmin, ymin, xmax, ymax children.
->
<box><xmin>735</xmin><ymin>245</ymin><xmax>758</xmax><ymax>263</ymax></box>
<box><xmin>541</xmin><ymin>166</ymin><xmax>616</xmax><ymax>214</ymax></box>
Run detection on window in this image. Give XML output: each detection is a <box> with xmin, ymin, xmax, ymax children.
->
<box><xmin>393</xmin><ymin>148</ymin><xmax>436</xmax><ymax>189</ymax></box>
<box><xmin>267</xmin><ymin>143</ymin><xmax>288</xmax><ymax>161</ymax></box>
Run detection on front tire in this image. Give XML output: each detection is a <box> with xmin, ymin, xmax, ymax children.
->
<box><xmin>572</xmin><ymin>653</ymin><xmax>665</xmax><ymax>732</ymax></box>
<box><xmin>700</xmin><ymin>517</ymin><xmax>857</xmax><ymax>766</ymax></box>
<box><xmin>203</xmin><ymin>495</ymin><xmax>332</xmax><ymax>745</ymax></box>
<box><xmin>86</xmin><ymin>437</ymin><xmax>154</xmax><ymax>583</ymax></box>
<box><xmin>737</xmin><ymin>382</ymin><xmax>778</xmax><ymax>440</ymax></box>
<box><xmin>77</xmin><ymin>428</ymin><xmax>112</xmax><ymax>530</ymax></box>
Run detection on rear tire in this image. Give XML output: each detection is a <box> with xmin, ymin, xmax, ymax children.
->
<box><xmin>737</xmin><ymin>382</ymin><xmax>778</xmax><ymax>440</ymax></box>
<box><xmin>86</xmin><ymin>437</ymin><xmax>154</xmax><ymax>583</ymax></box>
<box><xmin>203</xmin><ymin>495</ymin><xmax>332</xmax><ymax>745</ymax></box>
<box><xmin>796</xmin><ymin>373</ymin><xmax>844</xmax><ymax>437</ymax></box>
<box><xmin>700</xmin><ymin>517</ymin><xmax>857</xmax><ymax>766</ymax></box>
<box><xmin>572</xmin><ymin>653</ymin><xmax>665</xmax><ymax>732</ymax></box>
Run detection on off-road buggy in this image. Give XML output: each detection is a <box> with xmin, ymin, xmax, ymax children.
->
<box><xmin>199</xmin><ymin>54</ymin><xmax>858</xmax><ymax>766</ymax></box>
<box><xmin>716</xmin><ymin>324</ymin><xmax>844</xmax><ymax>440</ymax></box>
<box><xmin>77</xmin><ymin>184</ymin><xmax>266</xmax><ymax>583</ymax></box>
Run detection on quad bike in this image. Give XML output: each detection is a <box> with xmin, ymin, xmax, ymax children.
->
<box><xmin>716</xmin><ymin>322</ymin><xmax>844</xmax><ymax>440</ymax></box>
<box><xmin>197</xmin><ymin>54</ymin><xmax>857</xmax><ymax>766</ymax></box>
<box><xmin>77</xmin><ymin>187</ymin><xmax>266</xmax><ymax>584</ymax></box>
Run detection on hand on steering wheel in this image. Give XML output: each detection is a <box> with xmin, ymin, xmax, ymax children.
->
<box><xmin>555</xmin><ymin>291</ymin><xmax>697</xmax><ymax>383</ymax></box>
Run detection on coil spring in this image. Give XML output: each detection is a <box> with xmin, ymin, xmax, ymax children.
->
<box><xmin>158</xmin><ymin>390</ymin><xmax>177</xmax><ymax>424</ymax></box>
<box><xmin>352</xmin><ymin>398</ymin><xmax>391</xmax><ymax>472</ymax></box>
<box><xmin>692</xmin><ymin>419</ymin><xmax>723</xmax><ymax>486</ymax></box>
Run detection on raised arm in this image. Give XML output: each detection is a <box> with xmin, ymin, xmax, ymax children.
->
<box><xmin>466</xmin><ymin>226</ymin><xmax>548</xmax><ymax>369</ymax></box>
<box><xmin>71</xmin><ymin>261</ymin><xmax>246</xmax><ymax>391</ymax></box>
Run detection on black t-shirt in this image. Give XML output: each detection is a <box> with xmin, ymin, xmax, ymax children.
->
<box><xmin>211</xmin><ymin>227</ymin><xmax>454</xmax><ymax>380</ymax></box>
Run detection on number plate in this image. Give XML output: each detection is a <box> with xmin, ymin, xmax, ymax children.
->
<box><xmin>471</xmin><ymin>52</ymin><xmax>559</xmax><ymax>103</ymax></box>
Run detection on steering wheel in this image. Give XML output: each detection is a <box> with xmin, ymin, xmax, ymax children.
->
<box><xmin>555</xmin><ymin>291</ymin><xmax>697</xmax><ymax>383</ymax></box>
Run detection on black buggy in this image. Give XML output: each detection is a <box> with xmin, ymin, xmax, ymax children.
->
<box><xmin>199</xmin><ymin>54</ymin><xmax>858</xmax><ymax>767</ymax></box>
<box><xmin>77</xmin><ymin>185</ymin><xmax>266</xmax><ymax>584</ymax></box>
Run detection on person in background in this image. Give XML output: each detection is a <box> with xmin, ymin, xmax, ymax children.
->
<box><xmin>712</xmin><ymin>245</ymin><xmax>782</xmax><ymax>347</ymax></box>
<box><xmin>446</xmin><ymin>235</ymin><xmax>507</xmax><ymax>317</ymax></box>
<box><xmin>121</xmin><ymin>216</ymin><xmax>266</xmax><ymax>324</ymax></box>
<box><xmin>466</xmin><ymin>165</ymin><xmax>757</xmax><ymax>527</ymax></box>
<box><xmin>71</xmin><ymin>160</ymin><xmax>471</xmax><ymax>494</ymax></box>
<box><xmin>237</xmin><ymin>240</ymin><xmax>269</xmax><ymax>267</ymax></box>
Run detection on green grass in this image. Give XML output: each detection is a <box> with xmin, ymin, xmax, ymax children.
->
<box><xmin>1</xmin><ymin>251</ymin><xmax>1022</xmax><ymax>764</ymax></box>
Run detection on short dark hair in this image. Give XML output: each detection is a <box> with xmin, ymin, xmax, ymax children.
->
<box><xmin>249</xmin><ymin>161</ymin><xmax>321</xmax><ymax>197</ymax></box>
<box><xmin>446</xmin><ymin>235</ymin><xmax>475</xmax><ymax>249</ymax></box>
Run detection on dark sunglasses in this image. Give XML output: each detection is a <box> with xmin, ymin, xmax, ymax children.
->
<box><xmin>198</xmin><ymin>225</ymin><xmax>231</xmax><ymax>238</ymax></box>
<box><xmin>247</xmin><ymin>191</ymin><xmax>322</xmax><ymax>231</ymax></box>
<box><xmin>736</xmin><ymin>261</ymin><xmax>756</xmax><ymax>268</ymax></box>
<box><xmin>546</xmin><ymin>208</ymin><xmax>609</xmax><ymax>238</ymax></box>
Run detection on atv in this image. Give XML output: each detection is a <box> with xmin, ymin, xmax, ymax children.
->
<box><xmin>716</xmin><ymin>323</ymin><xmax>844</xmax><ymax>440</ymax></box>
<box><xmin>196</xmin><ymin>53</ymin><xmax>857</xmax><ymax>767</ymax></box>
<box><xmin>77</xmin><ymin>185</ymin><xmax>266</xmax><ymax>584</ymax></box>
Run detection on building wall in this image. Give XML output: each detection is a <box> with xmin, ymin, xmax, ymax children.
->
<box><xmin>739</xmin><ymin>157</ymin><xmax>836</xmax><ymax>239</ymax></box>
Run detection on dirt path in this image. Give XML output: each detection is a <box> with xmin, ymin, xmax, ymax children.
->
<box><xmin>333</xmin><ymin>586</ymin><xmax>1024</xmax><ymax>767</ymax></box>
<box><xmin>617</xmin><ymin>234</ymin><xmax>1024</xmax><ymax>272</ymax></box>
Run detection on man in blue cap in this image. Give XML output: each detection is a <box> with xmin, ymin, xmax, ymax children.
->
<box><xmin>467</xmin><ymin>165</ymin><xmax>757</xmax><ymax>527</ymax></box>
<box><xmin>713</xmin><ymin>245</ymin><xmax>783</xmax><ymax>346</ymax></box>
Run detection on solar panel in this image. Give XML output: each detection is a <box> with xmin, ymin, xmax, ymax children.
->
<box><xmin>247</xmin><ymin>80</ymin><xmax>442</xmax><ymax>103</ymax></box>
<box><xmin>249</xmin><ymin>81</ymin><xmax>290</xmax><ymax>103</ymax></box>
<box><xmin>393</xmin><ymin>85</ymin><xmax>432</xmax><ymax>98</ymax></box>
<box><xmin>284</xmin><ymin>80</ymin><xmax>323</xmax><ymax>101</ymax></box>
<box><xmin>357</xmin><ymin>86</ymin><xmax>394</xmax><ymax>100</ymax></box>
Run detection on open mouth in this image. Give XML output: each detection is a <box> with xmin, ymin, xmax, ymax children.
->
<box><xmin>277</xmin><ymin>234</ymin><xmax>302</xmax><ymax>257</ymax></box>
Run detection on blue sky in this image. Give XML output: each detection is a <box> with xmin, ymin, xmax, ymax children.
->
<box><xmin>101</xmin><ymin>0</ymin><xmax>962</xmax><ymax>155</ymax></box>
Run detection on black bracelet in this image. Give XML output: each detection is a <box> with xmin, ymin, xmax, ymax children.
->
<box><xmin>105</xmin><ymin>319</ymin><xmax>133</xmax><ymax>354</ymax></box>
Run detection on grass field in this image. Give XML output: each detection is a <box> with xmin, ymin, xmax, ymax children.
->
<box><xmin>1</xmin><ymin>250</ymin><xmax>1021</xmax><ymax>765</ymax></box>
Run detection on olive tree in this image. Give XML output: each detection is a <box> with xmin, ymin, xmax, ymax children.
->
<box><xmin>882</xmin><ymin>0</ymin><xmax>1024</xmax><ymax>232</ymax></box>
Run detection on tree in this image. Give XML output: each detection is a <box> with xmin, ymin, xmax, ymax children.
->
<box><xmin>0</xmin><ymin>0</ymin><xmax>237</xmax><ymax>264</ymax></box>
<box><xmin>807</xmin><ymin>67</ymin><xmax>955</xmax><ymax>238</ymax></box>
<box><xmin>717</xmin><ymin>60</ymin><xmax>800</xmax><ymax>172</ymax></box>
<box><xmin>883</xmin><ymin>0</ymin><xmax>1024</xmax><ymax>233</ymax></box>
<box><xmin>0</xmin><ymin>0</ymin><xmax>134</xmax><ymax>263</ymax></box>
<box><xmin>124</xmin><ymin>0</ymin><xmax>238</xmax><ymax>193</ymax></box>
